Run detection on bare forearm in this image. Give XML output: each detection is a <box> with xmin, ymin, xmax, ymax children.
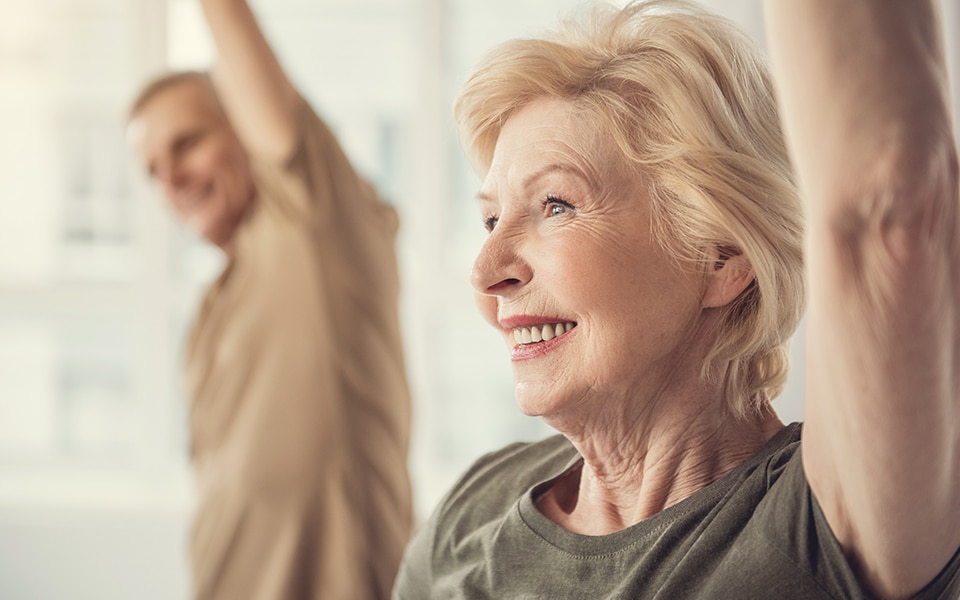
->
<box><xmin>198</xmin><ymin>0</ymin><xmax>299</xmax><ymax>159</ymax></box>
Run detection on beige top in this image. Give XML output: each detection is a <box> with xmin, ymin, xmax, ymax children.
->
<box><xmin>185</xmin><ymin>101</ymin><xmax>412</xmax><ymax>600</ymax></box>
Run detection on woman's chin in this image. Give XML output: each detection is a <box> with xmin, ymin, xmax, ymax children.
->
<box><xmin>513</xmin><ymin>381</ymin><xmax>569</xmax><ymax>419</ymax></box>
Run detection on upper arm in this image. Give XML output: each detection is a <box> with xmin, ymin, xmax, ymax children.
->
<box><xmin>765</xmin><ymin>1</ymin><xmax>960</xmax><ymax>597</ymax></box>
<box><xmin>199</xmin><ymin>0</ymin><xmax>300</xmax><ymax>161</ymax></box>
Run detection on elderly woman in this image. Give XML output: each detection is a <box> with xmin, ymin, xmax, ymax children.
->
<box><xmin>394</xmin><ymin>1</ymin><xmax>960</xmax><ymax>598</ymax></box>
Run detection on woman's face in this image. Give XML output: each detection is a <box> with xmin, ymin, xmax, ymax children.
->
<box><xmin>471</xmin><ymin>97</ymin><xmax>708</xmax><ymax>419</ymax></box>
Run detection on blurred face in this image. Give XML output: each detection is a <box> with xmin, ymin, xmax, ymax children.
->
<box><xmin>128</xmin><ymin>79</ymin><xmax>255</xmax><ymax>250</ymax></box>
<box><xmin>471</xmin><ymin>97</ymin><xmax>709</xmax><ymax>419</ymax></box>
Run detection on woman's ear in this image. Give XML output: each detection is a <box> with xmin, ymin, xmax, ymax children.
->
<box><xmin>702</xmin><ymin>248</ymin><xmax>754</xmax><ymax>308</ymax></box>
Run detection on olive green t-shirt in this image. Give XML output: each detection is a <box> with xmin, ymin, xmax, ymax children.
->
<box><xmin>394</xmin><ymin>423</ymin><xmax>960</xmax><ymax>599</ymax></box>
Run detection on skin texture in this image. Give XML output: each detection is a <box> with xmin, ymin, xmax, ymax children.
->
<box><xmin>471</xmin><ymin>97</ymin><xmax>782</xmax><ymax>535</ymax></box>
<box><xmin>197</xmin><ymin>0</ymin><xmax>300</xmax><ymax>162</ymax></box>
<box><xmin>129</xmin><ymin>80</ymin><xmax>255</xmax><ymax>252</ymax></box>
<box><xmin>765</xmin><ymin>2</ymin><xmax>960</xmax><ymax>597</ymax></box>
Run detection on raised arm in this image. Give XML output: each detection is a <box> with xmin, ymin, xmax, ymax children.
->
<box><xmin>199</xmin><ymin>0</ymin><xmax>300</xmax><ymax>161</ymax></box>
<box><xmin>765</xmin><ymin>2</ymin><xmax>960</xmax><ymax>598</ymax></box>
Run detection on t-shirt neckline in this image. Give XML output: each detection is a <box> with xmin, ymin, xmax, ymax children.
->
<box><xmin>516</xmin><ymin>422</ymin><xmax>802</xmax><ymax>557</ymax></box>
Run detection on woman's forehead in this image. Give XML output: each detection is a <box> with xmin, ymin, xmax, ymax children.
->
<box><xmin>483</xmin><ymin>98</ymin><xmax>631</xmax><ymax>193</ymax></box>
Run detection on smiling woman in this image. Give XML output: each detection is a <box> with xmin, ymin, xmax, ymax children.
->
<box><xmin>471</xmin><ymin>97</ymin><xmax>731</xmax><ymax>426</ymax></box>
<box><xmin>0</xmin><ymin>1</ymin><xmax>839</xmax><ymax>598</ymax></box>
<box><xmin>392</xmin><ymin>1</ymin><xmax>960</xmax><ymax>598</ymax></box>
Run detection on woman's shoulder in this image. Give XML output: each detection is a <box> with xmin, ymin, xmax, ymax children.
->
<box><xmin>451</xmin><ymin>435</ymin><xmax>575</xmax><ymax>501</ymax></box>
<box><xmin>431</xmin><ymin>435</ymin><xmax>577</xmax><ymax>530</ymax></box>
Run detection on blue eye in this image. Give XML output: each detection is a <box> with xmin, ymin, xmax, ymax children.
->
<box><xmin>543</xmin><ymin>195</ymin><xmax>574</xmax><ymax>217</ymax></box>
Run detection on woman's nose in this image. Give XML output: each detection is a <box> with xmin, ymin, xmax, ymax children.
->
<box><xmin>470</xmin><ymin>226</ymin><xmax>533</xmax><ymax>297</ymax></box>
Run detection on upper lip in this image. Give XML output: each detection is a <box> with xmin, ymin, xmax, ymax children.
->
<box><xmin>498</xmin><ymin>315</ymin><xmax>572</xmax><ymax>330</ymax></box>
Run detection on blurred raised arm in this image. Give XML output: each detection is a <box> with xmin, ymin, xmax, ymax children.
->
<box><xmin>199</xmin><ymin>0</ymin><xmax>300</xmax><ymax>161</ymax></box>
<box><xmin>765</xmin><ymin>1</ymin><xmax>960</xmax><ymax>598</ymax></box>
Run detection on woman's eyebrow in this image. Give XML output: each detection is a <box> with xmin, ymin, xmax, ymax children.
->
<box><xmin>477</xmin><ymin>162</ymin><xmax>590</xmax><ymax>203</ymax></box>
<box><xmin>521</xmin><ymin>162</ymin><xmax>588</xmax><ymax>190</ymax></box>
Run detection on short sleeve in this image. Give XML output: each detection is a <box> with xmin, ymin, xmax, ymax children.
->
<box><xmin>392</xmin><ymin>516</ymin><xmax>436</xmax><ymax>599</ymax></box>
<box><xmin>758</xmin><ymin>448</ymin><xmax>960</xmax><ymax>600</ymax></box>
<box><xmin>248</xmin><ymin>97</ymin><xmax>388</xmax><ymax>230</ymax></box>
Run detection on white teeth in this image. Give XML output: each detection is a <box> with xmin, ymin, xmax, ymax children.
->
<box><xmin>511</xmin><ymin>322</ymin><xmax>576</xmax><ymax>345</ymax></box>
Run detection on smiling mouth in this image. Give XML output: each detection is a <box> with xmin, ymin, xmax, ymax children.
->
<box><xmin>512</xmin><ymin>322</ymin><xmax>577</xmax><ymax>345</ymax></box>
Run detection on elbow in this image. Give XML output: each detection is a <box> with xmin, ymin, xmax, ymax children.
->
<box><xmin>824</xmin><ymin>132</ymin><xmax>958</xmax><ymax>270</ymax></box>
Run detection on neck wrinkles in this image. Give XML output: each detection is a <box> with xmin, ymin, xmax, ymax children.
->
<box><xmin>537</xmin><ymin>372</ymin><xmax>783</xmax><ymax>536</ymax></box>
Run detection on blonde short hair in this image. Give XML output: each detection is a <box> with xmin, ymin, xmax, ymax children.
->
<box><xmin>454</xmin><ymin>0</ymin><xmax>804</xmax><ymax>418</ymax></box>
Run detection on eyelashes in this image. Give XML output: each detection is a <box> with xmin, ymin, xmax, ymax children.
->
<box><xmin>481</xmin><ymin>195</ymin><xmax>576</xmax><ymax>233</ymax></box>
<box><xmin>542</xmin><ymin>195</ymin><xmax>574</xmax><ymax>216</ymax></box>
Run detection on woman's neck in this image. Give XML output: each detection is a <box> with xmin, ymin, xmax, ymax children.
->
<box><xmin>536</xmin><ymin>390</ymin><xmax>783</xmax><ymax>536</ymax></box>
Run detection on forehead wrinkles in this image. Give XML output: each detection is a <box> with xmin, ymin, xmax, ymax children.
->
<box><xmin>482</xmin><ymin>101</ymin><xmax>622</xmax><ymax>199</ymax></box>
<box><xmin>554</xmin><ymin>106</ymin><xmax>609</xmax><ymax>187</ymax></box>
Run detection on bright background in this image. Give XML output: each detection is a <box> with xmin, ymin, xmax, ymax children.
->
<box><xmin>0</xmin><ymin>1</ymin><xmax>958</xmax><ymax>598</ymax></box>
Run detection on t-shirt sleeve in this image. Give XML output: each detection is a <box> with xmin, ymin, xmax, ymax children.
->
<box><xmin>391</xmin><ymin>442</ymin><xmax>536</xmax><ymax>598</ymax></box>
<box><xmin>760</xmin><ymin>448</ymin><xmax>960</xmax><ymax>600</ymax></box>
<box><xmin>905</xmin><ymin>529</ymin><xmax>960</xmax><ymax>599</ymax></box>
<box><xmin>392</xmin><ymin>513</ymin><xmax>436</xmax><ymax>599</ymax></box>
<box><xmin>248</xmin><ymin>97</ymin><xmax>394</xmax><ymax>231</ymax></box>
